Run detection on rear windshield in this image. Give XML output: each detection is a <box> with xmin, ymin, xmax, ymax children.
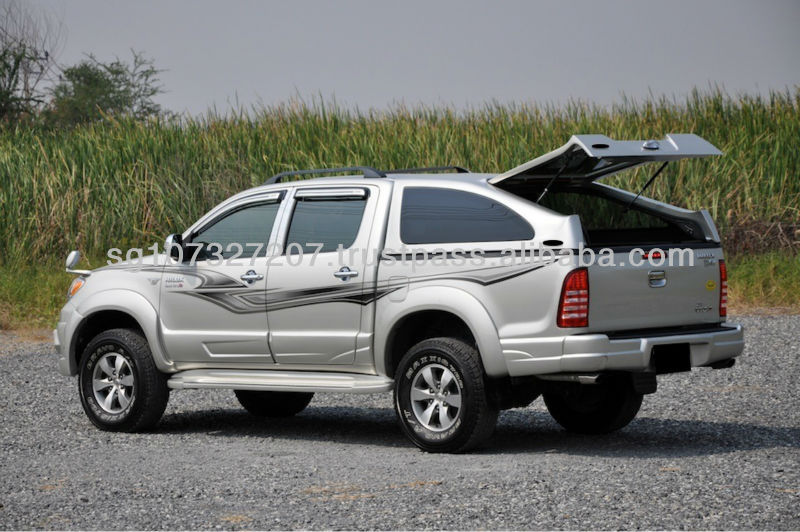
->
<box><xmin>525</xmin><ymin>185</ymin><xmax>703</xmax><ymax>246</ymax></box>
<box><xmin>539</xmin><ymin>190</ymin><xmax>669</xmax><ymax>230</ymax></box>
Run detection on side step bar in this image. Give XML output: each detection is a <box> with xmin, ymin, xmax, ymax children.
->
<box><xmin>168</xmin><ymin>369</ymin><xmax>394</xmax><ymax>394</ymax></box>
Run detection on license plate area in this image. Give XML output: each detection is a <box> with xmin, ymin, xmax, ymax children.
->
<box><xmin>651</xmin><ymin>343</ymin><xmax>691</xmax><ymax>374</ymax></box>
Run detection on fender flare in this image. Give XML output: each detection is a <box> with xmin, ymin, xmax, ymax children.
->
<box><xmin>71</xmin><ymin>289</ymin><xmax>174</xmax><ymax>374</ymax></box>
<box><xmin>374</xmin><ymin>286</ymin><xmax>508</xmax><ymax>378</ymax></box>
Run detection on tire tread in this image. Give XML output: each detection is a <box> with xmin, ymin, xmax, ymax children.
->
<box><xmin>543</xmin><ymin>378</ymin><xmax>642</xmax><ymax>434</ymax></box>
<box><xmin>79</xmin><ymin>328</ymin><xmax>169</xmax><ymax>432</ymax></box>
<box><xmin>394</xmin><ymin>337</ymin><xmax>498</xmax><ymax>453</ymax></box>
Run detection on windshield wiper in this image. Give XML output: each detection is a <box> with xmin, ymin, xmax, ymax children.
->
<box><xmin>626</xmin><ymin>161</ymin><xmax>668</xmax><ymax>210</ymax></box>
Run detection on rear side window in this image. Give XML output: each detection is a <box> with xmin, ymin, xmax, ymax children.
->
<box><xmin>286</xmin><ymin>198</ymin><xmax>367</xmax><ymax>253</ymax></box>
<box><xmin>400</xmin><ymin>187</ymin><xmax>533</xmax><ymax>244</ymax></box>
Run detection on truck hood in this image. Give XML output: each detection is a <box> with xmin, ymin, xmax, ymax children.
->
<box><xmin>488</xmin><ymin>134</ymin><xmax>722</xmax><ymax>187</ymax></box>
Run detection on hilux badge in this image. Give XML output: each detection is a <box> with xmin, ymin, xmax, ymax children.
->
<box><xmin>165</xmin><ymin>275</ymin><xmax>184</xmax><ymax>288</ymax></box>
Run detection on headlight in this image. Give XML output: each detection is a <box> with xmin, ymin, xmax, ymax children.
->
<box><xmin>68</xmin><ymin>277</ymin><xmax>85</xmax><ymax>299</ymax></box>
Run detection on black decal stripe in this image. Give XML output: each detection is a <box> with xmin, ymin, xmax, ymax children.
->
<box><xmin>173</xmin><ymin>259</ymin><xmax>556</xmax><ymax>313</ymax></box>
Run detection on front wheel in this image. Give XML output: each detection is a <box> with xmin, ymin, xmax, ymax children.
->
<box><xmin>78</xmin><ymin>328</ymin><xmax>169</xmax><ymax>432</ymax></box>
<box><xmin>394</xmin><ymin>337</ymin><xmax>498</xmax><ymax>453</ymax></box>
<box><xmin>543</xmin><ymin>377</ymin><xmax>643</xmax><ymax>434</ymax></box>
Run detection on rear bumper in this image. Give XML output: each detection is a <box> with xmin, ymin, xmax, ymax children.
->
<box><xmin>503</xmin><ymin>323</ymin><xmax>744</xmax><ymax>376</ymax></box>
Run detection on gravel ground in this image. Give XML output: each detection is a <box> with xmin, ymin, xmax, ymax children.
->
<box><xmin>1</xmin><ymin>315</ymin><xmax>798</xmax><ymax>530</ymax></box>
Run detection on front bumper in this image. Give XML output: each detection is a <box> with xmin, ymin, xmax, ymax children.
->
<box><xmin>503</xmin><ymin>323</ymin><xmax>744</xmax><ymax>376</ymax></box>
<box><xmin>53</xmin><ymin>322</ymin><xmax>72</xmax><ymax>376</ymax></box>
<box><xmin>53</xmin><ymin>302</ymin><xmax>82</xmax><ymax>377</ymax></box>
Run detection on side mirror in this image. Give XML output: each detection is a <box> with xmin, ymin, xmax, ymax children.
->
<box><xmin>65</xmin><ymin>250</ymin><xmax>92</xmax><ymax>275</ymax></box>
<box><xmin>165</xmin><ymin>233</ymin><xmax>184</xmax><ymax>261</ymax></box>
<box><xmin>66</xmin><ymin>250</ymin><xmax>81</xmax><ymax>270</ymax></box>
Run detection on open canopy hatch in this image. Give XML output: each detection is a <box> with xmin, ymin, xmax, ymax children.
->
<box><xmin>489</xmin><ymin>134</ymin><xmax>722</xmax><ymax>187</ymax></box>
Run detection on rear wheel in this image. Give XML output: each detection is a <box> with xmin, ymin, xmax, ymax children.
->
<box><xmin>394</xmin><ymin>337</ymin><xmax>498</xmax><ymax>453</ymax></box>
<box><xmin>78</xmin><ymin>328</ymin><xmax>169</xmax><ymax>432</ymax></box>
<box><xmin>543</xmin><ymin>377</ymin><xmax>643</xmax><ymax>434</ymax></box>
<box><xmin>234</xmin><ymin>390</ymin><xmax>314</xmax><ymax>417</ymax></box>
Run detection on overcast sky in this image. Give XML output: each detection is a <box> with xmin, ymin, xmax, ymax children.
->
<box><xmin>31</xmin><ymin>0</ymin><xmax>800</xmax><ymax>115</ymax></box>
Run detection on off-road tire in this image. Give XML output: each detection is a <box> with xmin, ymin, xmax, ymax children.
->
<box><xmin>394</xmin><ymin>337</ymin><xmax>498</xmax><ymax>453</ymax></box>
<box><xmin>78</xmin><ymin>328</ymin><xmax>169</xmax><ymax>432</ymax></box>
<box><xmin>234</xmin><ymin>390</ymin><xmax>314</xmax><ymax>417</ymax></box>
<box><xmin>543</xmin><ymin>377</ymin><xmax>643</xmax><ymax>434</ymax></box>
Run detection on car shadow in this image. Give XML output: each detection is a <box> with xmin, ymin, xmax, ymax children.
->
<box><xmin>157</xmin><ymin>405</ymin><xmax>800</xmax><ymax>458</ymax></box>
<box><xmin>488</xmin><ymin>409</ymin><xmax>800</xmax><ymax>457</ymax></box>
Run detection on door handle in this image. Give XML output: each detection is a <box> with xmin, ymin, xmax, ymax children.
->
<box><xmin>333</xmin><ymin>266</ymin><xmax>359</xmax><ymax>281</ymax></box>
<box><xmin>240</xmin><ymin>270</ymin><xmax>264</xmax><ymax>284</ymax></box>
<box><xmin>648</xmin><ymin>270</ymin><xmax>666</xmax><ymax>288</ymax></box>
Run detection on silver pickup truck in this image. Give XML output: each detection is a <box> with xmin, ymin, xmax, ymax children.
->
<box><xmin>54</xmin><ymin>134</ymin><xmax>744</xmax><ymax>453</ymax></box>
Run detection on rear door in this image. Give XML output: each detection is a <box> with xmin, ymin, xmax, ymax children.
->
<box><xmin>266</xmin><ymin>185</ymin><xmax>379</xmax><ymax>365</ymax></box>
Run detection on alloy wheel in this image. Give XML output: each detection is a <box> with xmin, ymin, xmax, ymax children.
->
<box><xmin>92</xmin><ymin>352</ymin><xmax>135</xmax><ymax>414</ymax></box>
<box><xmin>409</xmin><ymin>363</ymin><xmax>462</xmax><ymax>431</ymax></box>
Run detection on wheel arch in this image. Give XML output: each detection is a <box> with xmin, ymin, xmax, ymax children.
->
<box><xmin>68</xmin><ymin>290</ymin><xmax>174</xmax><ymax>375</ymax></box>
<box><xmin>375</xmin><ymin>288</ymin><xmax>507</xmax><ymax>379</ymax></box>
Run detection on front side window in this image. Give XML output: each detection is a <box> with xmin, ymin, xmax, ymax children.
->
<box><xmin>286</xmin><ymin>198</ymin><xmax>367</xmax><ymax>253</ymax></box>
<box><xmin>400</xmin><ymin>187</ymin><xmax>534</xmax><ymax>244</ymax></box>
<box><xmin>192</xmin><ymin>202</ymin><xmax>280</xmax><ymax>259</ymax></box>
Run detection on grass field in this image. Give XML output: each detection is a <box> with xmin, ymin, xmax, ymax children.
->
<box><xmin>0</xmin><ymin>88</ymin><xmax>798</xmax><ymax>329</ymax></box>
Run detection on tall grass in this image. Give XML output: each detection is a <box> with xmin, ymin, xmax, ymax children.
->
<box><xmin>0</xmin><ymin>88</ymin><xmax>798</xmax><ymax>266</ymax></box>
<box><xmin>0</xmin><ymin>89</ymin><xmax>798</xmax><ymax>328</ymax></box>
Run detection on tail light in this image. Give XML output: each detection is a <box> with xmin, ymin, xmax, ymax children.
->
<box><xmin>642</xmin><ymin>250</ymin><xmax>663</xmax><ymax>260</ymax></box>
<box><xmin>557</xmin><ymin>267</ymin><xmax>589</xmax><ymax>328</ymax></box>
<box><xmin>719</xmin><ymin>259</ymin><xmax>728</xmax><ymax>318</ymax></box>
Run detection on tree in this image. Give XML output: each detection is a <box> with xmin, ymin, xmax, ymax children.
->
<box><xmin>46</xmin><ymin>50</ymin><xmax>165</xmax><ymax>125</ymax></box>
<box><xmin>0</xmin><ymin>0</ymin><xmax>63</xmax><ymax>122</ymax></box>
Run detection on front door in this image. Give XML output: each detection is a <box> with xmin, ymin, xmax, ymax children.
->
<box><xmin>159</xmin><ymin>194</ymin><xmax>283</xmax><ymax>364</ymax></box>
<box><xmin>266</xmin><ymin>186</ymin><xmax>377</xmax><ymax>365</ymax></box>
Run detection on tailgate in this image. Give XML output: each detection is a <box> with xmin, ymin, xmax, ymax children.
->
<box><xmin>587</xmin><ymin>247</ymin><xmax>724</xmax><ymax>332</ymax></box>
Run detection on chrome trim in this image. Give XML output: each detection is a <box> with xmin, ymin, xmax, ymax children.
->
<box><xmin>295</xmin><ymin>188</ymin><xmax>367</xmax><ymax>199</ymax></box>
<box><xmin>239</xmin><ymin>270</ymin><xmax>264</xmax><ymax>283</ymax></box>
<box><xmin>167</xmin><ymin>369</ymin><xmax>394</xmax><ymax>393</ymax></box>
<box><xmin>648</xmin><ymin>270</ymin><xmax>666</xmax><ymax>288</ymax></box>
<box><xmin>333</xmin><ymin>266</ymin><xmax>359</xmax><ymax>281</ymax></box>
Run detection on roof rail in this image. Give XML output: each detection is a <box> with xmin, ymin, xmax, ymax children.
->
<box><xmin>383</xmin><ymin>166</ymin><xmax>470</xmax><ymax>174</ymax></box>
<box><xmin>264</xmin><ymin>166</ymin><xmax>386</xmax><ymax>185</ymax></box>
